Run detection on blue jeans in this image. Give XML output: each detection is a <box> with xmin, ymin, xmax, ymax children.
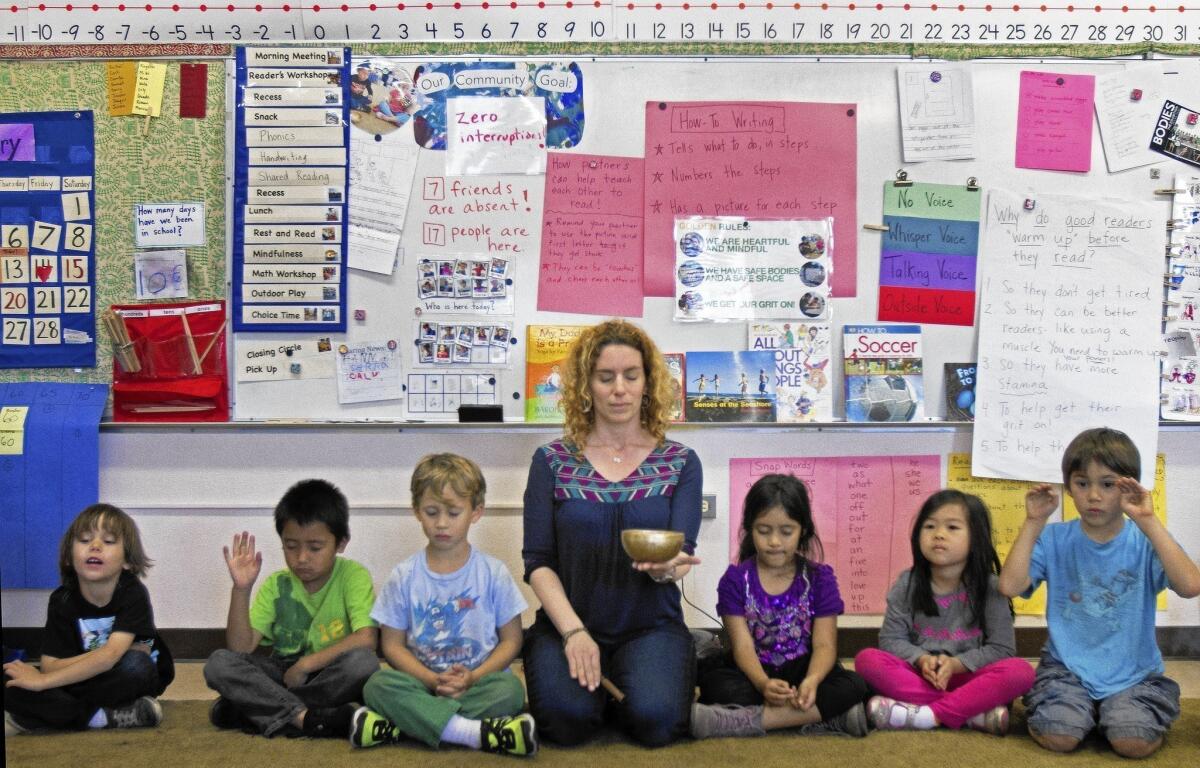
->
<box><xmin>203</xmin><ymin>647</ymin><xmax>378</xmax><ymax>737</ymax></box>
<box><xmin>1024</xmin><ymin>653</ymin><xmax>1181</xmax><ymax>744</ymax></box>
<box><xmin>4</xmin><ymin>650</ymin><xmax>162</xmax><ymax>730</ymax></box>
<box><xmin>523</xmin><ymin>619</ymin><xmax>694</xmax><ymax>748</ymax></box>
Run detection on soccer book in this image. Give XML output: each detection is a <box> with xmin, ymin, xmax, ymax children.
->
<box><xmin>843</xmin><ymin>325</ymin><xmax>924</xmax><ymax>422</ymax></box>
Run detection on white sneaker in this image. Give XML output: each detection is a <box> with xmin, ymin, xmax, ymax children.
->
<box><xmin>105</xmin><ymin>696</ymin><xmax>163</xmax><ymax>729</ymax></box>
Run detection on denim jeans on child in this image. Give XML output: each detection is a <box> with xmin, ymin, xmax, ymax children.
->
<box><xmin>1024</xmin><ymin>653</ymin><xmax>1181</xmax><ymax>744</ymax></box>
<box><xmin>203</xmin><ymin>646</ymin><xmax>379</xmax><ymax>736</ymax></box>
<box><xmin>4</xmin><ymin>649</ymin><xmax>163</xmax><ymax>730</ymax></box>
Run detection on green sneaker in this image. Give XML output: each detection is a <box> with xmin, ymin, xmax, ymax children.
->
<box><xmin>348</xmin><ymin>706</ymin><xmax>398</xmax><ymax>748</ymax></box>
<box><xmin>480</xmin><ymin>713</ymin><xmax>538</xmax><ymax>757</ymax></box>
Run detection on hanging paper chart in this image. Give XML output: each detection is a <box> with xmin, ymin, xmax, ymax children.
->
<box><xmin>877</xmin><ymin>180</ymin><xmax>980</xmax><ymax>327</ymax></box>
<box><xmin>0</xmin><ymin>110</ymin><xmax>96</xmax><ymax>369</ymax></box>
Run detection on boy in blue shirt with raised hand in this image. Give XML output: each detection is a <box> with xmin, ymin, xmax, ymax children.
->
<box><xmin>350</xmin><ymin>453</ymin><xmax>536</xmax><ymax>756</ymax></box>
<box><xmin>999</xmin><ymin>428</ymin><xmax>1200</xmax><ymax>758</ymax></box>
<box><xmin>204</xmin><ymin>479</ymin><xmax>379</xmax><ymax>738</ymax></box>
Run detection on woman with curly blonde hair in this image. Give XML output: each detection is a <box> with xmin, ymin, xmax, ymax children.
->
<box><xmin>521</xmin><ymin>319</ymin><xmax>702</xmax><ymax>748</ymax></box>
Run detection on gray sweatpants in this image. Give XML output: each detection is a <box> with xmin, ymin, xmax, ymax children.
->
<box><xmin>203</xmin><ymin>647</ymin><xmax>379</xmax><ymax>736</ymax></box>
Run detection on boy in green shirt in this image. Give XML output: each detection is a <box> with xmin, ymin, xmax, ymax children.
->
<box><xmin>203</xmin><ymin>479</ymin><xmax>379</xmax><ymax>738</ymax></box>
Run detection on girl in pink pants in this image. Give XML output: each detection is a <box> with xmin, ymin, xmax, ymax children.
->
<box><xmin>854</xmin><ymin>490</ymin><xmax>1034</xmax><ymax>735</ymax></box>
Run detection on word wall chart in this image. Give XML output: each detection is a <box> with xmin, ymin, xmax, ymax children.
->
<box><xmin>233</xmin><ymin>47</ymin><xmax>350</xmax><ymax>333</ymax></box>
<box><xmin>0</xmin><ymin>111</ymin><xmax>96</xmax><ymax>369</ymax></box>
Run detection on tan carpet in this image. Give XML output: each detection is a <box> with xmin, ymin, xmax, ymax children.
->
<box><xmin>6</xmin><ymin>700</ymin><xmax>1199</xmax><ymax>767</ymax></box>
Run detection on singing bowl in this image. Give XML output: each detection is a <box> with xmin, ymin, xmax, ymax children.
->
<box><xmin>621</xmin><ymin>529</ymin><xmax>684</xmax><ymax>563</ymax></box>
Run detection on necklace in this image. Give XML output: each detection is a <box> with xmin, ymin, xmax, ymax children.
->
<box><xmin>589</xmin><ymin>442</ymin><xmax>629</xmax><ymax>463</ymax></box>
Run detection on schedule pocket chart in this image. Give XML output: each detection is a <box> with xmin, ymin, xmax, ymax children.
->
<box><xmin>233</xmin><ymin>47</ymin><xmax>350</xmax><ymax>333</ymax></box>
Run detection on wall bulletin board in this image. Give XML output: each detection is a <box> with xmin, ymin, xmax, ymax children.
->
<box><xmin>0</xmin><ymin>54</ymin><xmax>227</xmax><ymax>385</ymax></box>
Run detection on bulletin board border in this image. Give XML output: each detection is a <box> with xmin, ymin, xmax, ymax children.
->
<box><xmin>2</xmin><ymin>41</ymin><xmax>1192</xmax><ymax>60</ymax></box>
<box><xmin>1</xmin><ymin>43</ymin><xmax>233</xmax><ymax>59</ymax></box>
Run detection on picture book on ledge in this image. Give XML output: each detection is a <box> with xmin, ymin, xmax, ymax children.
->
<box><xmin>944</xmin><ymin>362</ymin><xmax>977</xmax><ymax>421</ymax></box>
<box><xmin>684</xmin><ymin>350</ymin><xmax>777</xmax><ymax>423</ymax></box>
<box><xmin>524</xmin><ymin>325</ymin><xmax>586</xmax><ymax>423</ymax></box>
<box><xmin>748</xmin><ymin>322</ymin><xmax>832</xmax><ymax>423</ymax></box>
<box><xmin>843</xmin><ymin>324</ymin><xmax>924</xmax><ymax>422</ymax></box>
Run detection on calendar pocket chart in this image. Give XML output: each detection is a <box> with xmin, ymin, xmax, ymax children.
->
<box><xmin>0</xmin><ymin>111</ymin><xmax>96</xmax><ymax>369</ymax></box>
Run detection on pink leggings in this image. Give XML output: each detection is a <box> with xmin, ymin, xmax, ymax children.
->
<box><xmin>854</xmin><ymin>648</ymin><xmax>1035</xmax><ymax>729</ymax></box>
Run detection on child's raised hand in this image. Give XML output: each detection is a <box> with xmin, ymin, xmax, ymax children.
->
<box><xmin>1024</xmin><ymin>484</ymin><xmax>1059</xmax><ymax>522</ymax></box>
<box><xmin>3</xmin><ymin>660</ymin><xmax>47</xmax><ymax>691</ymax></box>
<box><xmin>760</xmin><ymin>678</ymin><xmax>794</xmax><ymax>708</ymax></box>
<box><xmin>1115</xmin><ymin>477</ymin><xmax>1155</xmax><ymax>522</ymax></box>
<box><xmin>223</xmin><ymin>531</ymin><xmax>262</xmax><ymax>590</ymax></box>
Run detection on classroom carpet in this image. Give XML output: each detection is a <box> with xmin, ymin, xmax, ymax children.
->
<box><xmin>6</xmin><ymin>699</ymin><xmax>1199</xmax><ymax>768</ymax></box>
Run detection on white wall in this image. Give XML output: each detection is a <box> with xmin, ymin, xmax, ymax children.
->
<box><xmin>4</xmin><ymin>422</ymin><xmax>1197</xmax><ymax>631</ymax></box>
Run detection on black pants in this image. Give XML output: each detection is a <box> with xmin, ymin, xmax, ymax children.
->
<box><xmin>4</xmin><ymin>649</ymin><xmax>164</xmax><ymax>730</ymax></box>
<box><xmin>698</xmin><ymin>652</ymin><xmax>868</xmax><ymax>719</ymax></box>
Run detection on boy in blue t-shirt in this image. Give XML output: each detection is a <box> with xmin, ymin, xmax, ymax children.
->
<box><xmin>999</xmin><ymin>428</ymin><xmax>1200</xmax><ymax>758</ymax></box>
<box><xmin>350</xmin><ymin>453</ymin><xmax>536</xmax><ymax>757</ymax></box>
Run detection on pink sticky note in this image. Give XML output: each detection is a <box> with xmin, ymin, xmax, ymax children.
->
<box><xmin>729</xmin><ymin>455</ymin><xmax>940</xmax><ymax>613</ymax></box>
<box><xmin>539</xmin><ymin>152</ymin><xmax>645</xmax><ymax>317</ymax></box>
<box><xmin>1015</xmin><ymin>71</ymin><xmax>1096</xmax><ymax>172</ymax></box>
<box><xmin>643</xmin><ymin>101</ymin><xmax>858</xmax><ymax>298</ymax></box>
<box><xmin>0</xmin><ymin>123</ymin><xmax>35</xmax><ymax>161</ymax></box>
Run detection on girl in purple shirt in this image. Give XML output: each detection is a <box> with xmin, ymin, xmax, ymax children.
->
<box><xmin>690</xmin><ymin>474</ymin><xmax>869</xmax><ymax>739</ymax></box>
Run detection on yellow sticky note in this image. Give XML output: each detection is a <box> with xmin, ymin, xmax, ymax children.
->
<box><xmin>132</xmin><ymin>62</ymin><xmax>167</xmax><ymax>118</ymax></box>
<box><xmin>1064</xmin><ymin>454</ymin><xmax>1168</xmax><ymax>610</ymax></box>
<box><xmin>107</xmin><ymin>61</ymin><xmax>136</xmax><ymax>116</ymax></box>
<box><xmin>946</xmin><ymin>454</ymin><xmax>1047</xmax><ymax>615</ymax></box>
<box><xmin>0</xmin><ymin>405</ymin><xmax>29</xmax><ymax>455</ymax></box>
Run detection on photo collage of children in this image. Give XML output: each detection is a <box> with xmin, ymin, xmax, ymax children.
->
<box><xmin>413</xmin><ymin>319</ymin><xmax>513</xmax><ymax>368</ymax></box>
<box><xmin>417</xmin><ymin>257</ymin><xmax>511</xmax><ymax>301</ymax></box>
<box><xmin>1162</xmin><ymin>174</ymin><xmax>1200</xmax><ymax>421</ymax></box>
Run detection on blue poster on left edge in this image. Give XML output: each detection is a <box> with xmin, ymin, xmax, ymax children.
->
<box><xmin>0</xmin><ymin>111</ymin><xmax>97</xmax><ymax>369</ymax></box>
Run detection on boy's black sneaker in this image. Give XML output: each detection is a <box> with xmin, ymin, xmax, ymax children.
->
<box><xmin>349</xmin><ymin>706</ymin><xmax>399</xmax><ymax>748</ymax></box>
<box><xmin>209</xmin><ymin>697</ymin><xmax>253</xmax><ymax>731</ymax></box>
<box><xmin>302</xmin><ymin>703</ymin><xmax>358</xmax><ymax>738</ymax></box>
<box><xmin>105</xmin><ymin>696</ymin><xmax>163</xmax><ymax>729</ymax></box>
<box><xmin>480</xmin><ymin>713</ymin><xmax>538</xmax><ymax>756</ymax></box>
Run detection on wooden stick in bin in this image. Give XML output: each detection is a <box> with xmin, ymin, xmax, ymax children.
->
<box><xmin>180</xmin><ymin>312</ymin><xmax>203</xmax><ymax>375</ymax></box>
<box><xmin>197</xmin><ymin>319</ymin><xmax>226</xmax><ymax>367</ymax></box>
<box><xmin>103</xmin><ymin>309</ymin><xmax>141</xmax><ymax>374</ymax></box>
